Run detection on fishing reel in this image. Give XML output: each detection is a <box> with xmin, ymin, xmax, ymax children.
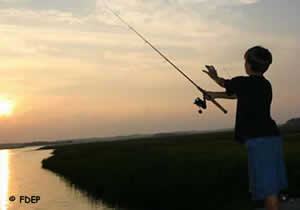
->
<box><xmin>194</xmin><ymin>94</ymin><xmax>207</xmax><ymax>114</ymax></box>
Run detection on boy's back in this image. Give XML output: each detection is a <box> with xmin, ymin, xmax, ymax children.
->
<box><xmin>225</xmin><ymin>75</ymin><xmax>280</xmax><ymax>143</ymax></box>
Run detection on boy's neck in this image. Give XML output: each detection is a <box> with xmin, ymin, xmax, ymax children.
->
<box><xmin>249</xmin><ymin>72</ymin><xmax>263</xmax><ymax>77</ymax></box>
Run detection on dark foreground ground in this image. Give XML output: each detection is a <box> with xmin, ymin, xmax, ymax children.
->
<box><xmin>41</xmin><ymin>129</ymin><xmax>300</xmax><ymax>210</ymax></box>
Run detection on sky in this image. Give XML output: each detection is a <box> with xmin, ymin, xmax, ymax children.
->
<box><xmin>0</xmin><ymin>0</ymin><xmax>299</xmax><ymax>143</ymax></box>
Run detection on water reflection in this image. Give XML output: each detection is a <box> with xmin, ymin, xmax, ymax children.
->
<box><xmin>0</xmin><ymin>150</ymin><xmax>9</xmax><ymax>210</ymax></box>
<box><xmin>0</xmin><ymin>148</ymin><xmax>115</xmax><ymax>210</ymax></box>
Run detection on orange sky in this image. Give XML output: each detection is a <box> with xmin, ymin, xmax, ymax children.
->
<box><xmin>0</xmin><ymin>0</ymin><xmax>299</xmax><ymax>143</ymax></box>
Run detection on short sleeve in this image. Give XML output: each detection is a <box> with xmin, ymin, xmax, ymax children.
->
<box><xmin>224</xmin><ymin>76</ymin><xmax>244</xmax><ymax>96</ymax></box>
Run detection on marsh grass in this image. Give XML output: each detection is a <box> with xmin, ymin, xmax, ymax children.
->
<box><xmin>42</xmin><ymin>130</ymin><xmax>300</xmax><ymax>210</ymax></box>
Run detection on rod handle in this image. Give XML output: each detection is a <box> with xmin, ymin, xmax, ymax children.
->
<box><xmin>211</xmin><ymin>98</ymin><xmax>228</xmax><ymax>114</ymax></box>
<box><xmin>197</xmin><ymin>87</ymin><xmax>228</xmax><ymax>114</ymax></box>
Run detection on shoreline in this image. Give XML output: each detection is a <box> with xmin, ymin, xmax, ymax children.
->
<box><xmin>1</xmin><ymin>129</ymin><xmax>229</xmax><ymax>150</ymax></box>
<box><xmin>2</xmin><ymin>121</ymin><xmax>299</xmax><ymax>151</ymax></box>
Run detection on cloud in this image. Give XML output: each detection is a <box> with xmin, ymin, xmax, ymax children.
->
<box><xmin>0</xmin><ymin>6</ymin><xmax>233</xmax><ymax>58</ymax></box>
<box><xmin>236</xmin><ymin>0</ymin><xmax>259</xmax><ymax>4</ymax></box>
<box><xmin>0</xmin><ymin>0</ymin><xmax>96</xmax><ymax>15</ymax></box>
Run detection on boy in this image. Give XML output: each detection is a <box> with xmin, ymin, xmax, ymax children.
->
<box><xmin>202</xmin><ymin>46</ymin><xmax>288</xmax><ymax>210</ymax></box>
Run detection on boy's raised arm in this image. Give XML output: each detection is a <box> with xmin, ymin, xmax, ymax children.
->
<box><xmin>202</xmin><ymin>65</ymin><xmax>238</xmax><ymax>100</ymax></box>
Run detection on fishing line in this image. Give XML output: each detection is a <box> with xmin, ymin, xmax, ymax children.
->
<box><xmin>101</xmin><ymin>0</ymin><xmax>228</xmax><ymax>114</ymax></box>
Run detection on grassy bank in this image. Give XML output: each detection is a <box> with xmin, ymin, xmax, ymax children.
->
<box><xmin>41</xmin><ymin>130</ymin><xmax>300</xmax><ymax>210</ymax></box>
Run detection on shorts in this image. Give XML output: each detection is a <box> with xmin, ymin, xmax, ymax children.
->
<box><xmin>246</xmin><ymin>136</ymin><xmax>288</xmax><ymax>200</ymax></box>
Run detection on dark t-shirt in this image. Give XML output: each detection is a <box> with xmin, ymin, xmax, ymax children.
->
<box><xmin>224</xmin><ymin>75</ymin><xmax>280</xmax><ymax>144</ymax></box>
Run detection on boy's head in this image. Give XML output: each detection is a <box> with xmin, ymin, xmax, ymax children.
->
<box><xmin>244</xmin><ymin>46</ymin><xmax>272</xmax><ymax>75</ymax></box>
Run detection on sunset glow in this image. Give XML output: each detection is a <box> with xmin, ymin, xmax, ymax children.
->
<box><xmin>0</xmin><ymin>100</ymin><xmax>13</xmax><ymax>116</ymax></box>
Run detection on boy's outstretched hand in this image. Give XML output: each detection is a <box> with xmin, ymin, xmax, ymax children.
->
<box><xmin>203</xmin><ymin>65</ymin><xmax>218</xmax><ymax>80</ymax></box>
<box><xmin>203</xmin><ymin>65</ymin><xmax>226</xmax><ymax>88</ymax></box>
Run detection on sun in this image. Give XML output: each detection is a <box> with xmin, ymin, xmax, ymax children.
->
<box><xmin>0</xmin><ymin>100</ymin><xmax>14</xmax><ymax>116</ymax></box>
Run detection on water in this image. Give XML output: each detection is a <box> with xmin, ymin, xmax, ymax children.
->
<box><xmin>0</xmin><ymin>147</ymin><xmax>114</xmax><ymax>210</ymax></box>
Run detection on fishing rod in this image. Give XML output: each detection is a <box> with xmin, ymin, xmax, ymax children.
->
<box><xmin>103</xmin><ymin>2</ymin><xmax>228</xmax><ymax>114</ymax></box>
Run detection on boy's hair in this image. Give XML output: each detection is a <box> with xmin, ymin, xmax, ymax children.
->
<box><xmin>244</xmin><ymin>46</ymin><xmax>273</xmax><ymax>73</ymax></box>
